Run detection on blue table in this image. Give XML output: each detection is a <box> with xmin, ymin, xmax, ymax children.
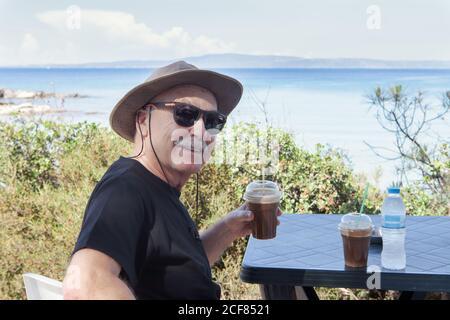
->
<box><xmin>240</xmin><ymin>214</ymin><xmax>450</xmax><ymax>300</ymax></box>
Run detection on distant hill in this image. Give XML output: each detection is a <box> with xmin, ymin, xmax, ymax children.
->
<box><xmin>9</xmin><ymin>53</ymin><xmax>450</xmax><ymax>69</ymax></box>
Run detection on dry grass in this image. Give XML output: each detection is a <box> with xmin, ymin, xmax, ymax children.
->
<box><xmin>1</xmin><ymin>121</ymin><xmax>447</xmax><ymax>300</ymax></box>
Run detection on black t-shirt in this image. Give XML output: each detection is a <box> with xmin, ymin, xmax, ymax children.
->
<box><xmin>73</xmin><ymin>156</ymin><xmax>221</xmax><ymax>300</ymax></box>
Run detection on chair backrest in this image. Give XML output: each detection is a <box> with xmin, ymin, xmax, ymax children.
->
<box><xmin>23</xmin><ymin>273</ymin><xmax>63</xmax><ymax>300</ymax></box>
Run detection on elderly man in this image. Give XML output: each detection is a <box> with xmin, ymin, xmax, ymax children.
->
<box><xmin>63</xmin><ymin>61</ymin><xmax>281</xmax><ymax>300</ymax></box>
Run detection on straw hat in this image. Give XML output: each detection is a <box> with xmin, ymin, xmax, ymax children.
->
<box><xmin>109</xmin><ymin>60</ymin><xmax>243</xmax><ymax>142</ymax></box>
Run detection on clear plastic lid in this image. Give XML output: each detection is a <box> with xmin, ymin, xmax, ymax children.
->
<box><xmin>243</xmin><ymin>180</ymin><xmax>282</xmax><ymax>203</ymax></box>
<box><xmin>338</xmin><ymin>212</ymin><xmax>373</xmax><ymax>231</ymax></box>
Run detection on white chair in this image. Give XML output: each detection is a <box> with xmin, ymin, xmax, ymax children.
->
<box><xmin>23</xmin><ymin>273</ymin><xmax>63</xmax><ymax>300</ymax></box>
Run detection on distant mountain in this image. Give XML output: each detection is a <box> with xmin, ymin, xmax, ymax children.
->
<box><xmin>9</xmin><ymin>53</ymin><xmax>450</xmax><ymax>69</ymax></box>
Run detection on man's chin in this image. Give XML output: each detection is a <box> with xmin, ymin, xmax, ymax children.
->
<box><xmin>173</xmin><ymin>162</ymin><xmax>203</xmax><ymax>174</ymax></box>
<box><xmin>171</xmin><ymin>146</ymin><xmax>209</xmax><ymax>173</ymax></box>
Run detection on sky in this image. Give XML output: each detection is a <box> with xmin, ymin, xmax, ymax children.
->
<box><xmin>0</xmin><ymin>0</ymin><xmax>449</xmax><ymax>66</ymax></box>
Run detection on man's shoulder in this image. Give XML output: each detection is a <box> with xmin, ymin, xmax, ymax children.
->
<box><xmin>95</xmin><ymin>157</ymin><xmax>146</xmax><ymax>198</ymax></box>
<box><xmin>83</xmin><ymin>159</ymin><xmax>151</xmax><ymax>221</ymax></box>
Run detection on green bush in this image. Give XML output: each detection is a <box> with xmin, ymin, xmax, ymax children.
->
<box><xmin>402</xmin><ymin>184</ymin><xmax>449</xmax><ymax>216</ymax></box>
<box><xmin>1</xmin><ymin>119</ymin><xmax>438</xmax><ymax>300</ymax></box>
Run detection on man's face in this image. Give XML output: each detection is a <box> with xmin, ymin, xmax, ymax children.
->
<box><xmin>147</xmin><ymin>84</ymin><xmax>219</xmax><ymax>175</ymax></box>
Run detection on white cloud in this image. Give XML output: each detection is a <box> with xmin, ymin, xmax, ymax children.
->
<box><xmin>36</xmin><ymin>9</ymin><xmax>235</xmax><ymax>61</ymax></box>
<box><xmin>20</xmin><ymin>33</ymin><xmax>39</xmax><ymax>52</ymax></box>
<box><xmin>17</xmin><ymin>33</ymin><xmax>40</xmax><ymax>64</ymax></box>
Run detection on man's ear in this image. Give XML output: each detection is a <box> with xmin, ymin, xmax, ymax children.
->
<box><xmin>133</xmin><ymin>109</ymin><xmax>149</xmax><ymax>143</ymax></box>
<box><xmin>137</xmin><ymin>109</ymin><xmax>149</xmax><ymax>136</ymax></box>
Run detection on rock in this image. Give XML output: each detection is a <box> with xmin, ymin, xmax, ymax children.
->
<box><xmin>0</xmin><ymin>102</ymin><xmax>63</xmax><ymax>115</ymax></box>
<box><xmin>14</xmin><ymin>90</ymin><xmax>39</xmax><ymax>99</ymax></box>
<box><xmin>0</xmin><ymin>88</ymin><xmax>86</xmax><ymax>99</ymax></box>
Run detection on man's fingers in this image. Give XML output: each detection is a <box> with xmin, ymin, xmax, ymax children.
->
<box><xmin>276</xmin><ymin>207</ymin><xmax>283</xmax><ymax>216</ymax></box>
<box><xmin>240</xmin><ymin>210</ymin><xmax>254</xmax><ymax>221</ymax></box>
<box><xmin>238</xmin><ymin>203</ymin><xmax>248</xmax><ymax>211</ymax></box>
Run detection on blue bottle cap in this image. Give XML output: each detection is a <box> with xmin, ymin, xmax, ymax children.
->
<box><xmin>387</xmin><ymin>187</ymin><xmax>400</xmax><ymax>194</ymax></box>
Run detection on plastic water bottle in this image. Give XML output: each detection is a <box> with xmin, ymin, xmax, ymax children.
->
<box><xmin>381</xmin><ymin>187</ymin><xmax>406</xmax><ymax>270</ymax></box>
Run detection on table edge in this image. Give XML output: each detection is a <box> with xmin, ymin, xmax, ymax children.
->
<box><xmin>240</xmin><ymin>264</ymin><xmax>450</xmax><ymax>292</ymax></box>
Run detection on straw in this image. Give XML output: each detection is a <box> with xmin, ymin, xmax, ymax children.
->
<box><xmin>359</xmin><ymin>183</ymin><xmax>369</xmax><ymax>214</ymax></box>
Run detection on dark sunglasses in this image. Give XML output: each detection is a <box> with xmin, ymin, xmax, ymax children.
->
<box><xmin>148</xmin><ymin>101</ymin><xmax>227</xmax><ymax>132</ymax></box>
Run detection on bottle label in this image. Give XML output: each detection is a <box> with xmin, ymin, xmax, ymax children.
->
<box><xmin>382</xmin><ymin>214</ymin><xmax>405</xmax><ymax>228</ymax></box>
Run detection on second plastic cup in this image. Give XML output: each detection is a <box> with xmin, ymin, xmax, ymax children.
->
<box><xmin>338</xmin><ymin>213</ymin><xmax>373</xmax><ymax>267</ymax></box>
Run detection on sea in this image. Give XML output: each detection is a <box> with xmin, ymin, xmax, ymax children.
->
<box><xmin>1</xmin><ymin>67</ymin><xmax>449</xmax><ymax>188</ymax></box>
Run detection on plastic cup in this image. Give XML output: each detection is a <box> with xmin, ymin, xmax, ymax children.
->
<box><xmin>338</xmin><ymin>213</ymin><xmax>373</xmax><ymax>267</ymax></box>
<box><xmin>243</xmin><ymin>180</ymin><xmax>282</xmax><ymax>240</ymax></box>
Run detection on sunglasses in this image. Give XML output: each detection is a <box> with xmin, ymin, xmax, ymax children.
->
<box><xmin>147</xmin><ymin>101</ymin><xmax>227</xmax><ymax>132</ymax></box>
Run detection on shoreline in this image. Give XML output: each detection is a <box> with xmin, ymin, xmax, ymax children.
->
<box><xmin>0</xmin><ymin>87</ymin><xmax>87</xmax><ymax>115</ymax></box>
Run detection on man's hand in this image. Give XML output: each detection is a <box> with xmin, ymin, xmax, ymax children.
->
<box><xmin>223</xmin><ymin>203</ymin><xmax>283</xmax><ymax>239</ymax></box>
<box><xmin>200</xmin><ymin>205</ymin><xmax>283</xmax><ymax>265</ymax></box>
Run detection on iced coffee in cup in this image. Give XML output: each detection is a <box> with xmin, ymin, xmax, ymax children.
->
<box><xmin>338</xmin><ymin>213</ymin><xmax>373</xmax><ymax>267</ymax></box>
<box><xmin>243</xmin><ymin>180</ymin><xmax>282</xmax><ymax>240</ymax></box>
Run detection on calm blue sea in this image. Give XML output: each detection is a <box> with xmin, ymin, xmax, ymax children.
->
<box><xmin>1</xmin><ymin>67</ymin><xmax>449</xmax><ymax>187</ymax></box>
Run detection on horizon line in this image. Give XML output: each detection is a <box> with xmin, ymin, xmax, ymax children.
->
<box><xmin>2</xmin><ymin>52</ymin><xmax>450</xmax><ymax>68</ymax></box>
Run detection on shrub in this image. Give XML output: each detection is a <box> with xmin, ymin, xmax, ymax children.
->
<box><xmin>0</xmin><ymin>120</ymin><xmax>390</xmax><ymax>299</ymax></box>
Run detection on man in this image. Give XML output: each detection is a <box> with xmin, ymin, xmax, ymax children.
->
<box><xmin>63</xmin><ymin>61</ymin><xmax>281</xmax><ymax>300</ymax></box>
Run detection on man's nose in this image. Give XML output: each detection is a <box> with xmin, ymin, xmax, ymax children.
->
<box><xmin>190</xmin><ymin>117</ymin><xmax>214</xmax><ymax>141</ymax></box>
<box><xmin>191</xmin><ymin>116</ymin><xmax>205</xmax><ymax>135</ymax></box>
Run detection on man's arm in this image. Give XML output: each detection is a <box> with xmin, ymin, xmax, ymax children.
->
<box><xmin>63</xmin><ymin>248</ymin><xmax>135</xmax><ymax>300</ymax></box>
<box><xmin>200</xmin><ymin>205</ymin><xmax>255</xmax><ymax>266</ymax></box>
<box><xmin>200</xmin><ymin>205</ymin><xmax>282</xmax><ymax>266</ymax></box>
<box><xmin>200</xmin><ymin>218</ymin><xmax>239</xmax><ymax>266</ymax></box>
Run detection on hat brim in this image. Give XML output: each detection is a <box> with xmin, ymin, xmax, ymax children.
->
<box><xmin>109</xmin><ymin>69</ymin><xmax>243</xmax><ymax>142</ymax></box>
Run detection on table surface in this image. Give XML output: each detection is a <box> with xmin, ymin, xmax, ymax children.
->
<box><xmin>240</xmin><ymin>214</ymin><xmax>450</xmax><ymax>292</ymax></box>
